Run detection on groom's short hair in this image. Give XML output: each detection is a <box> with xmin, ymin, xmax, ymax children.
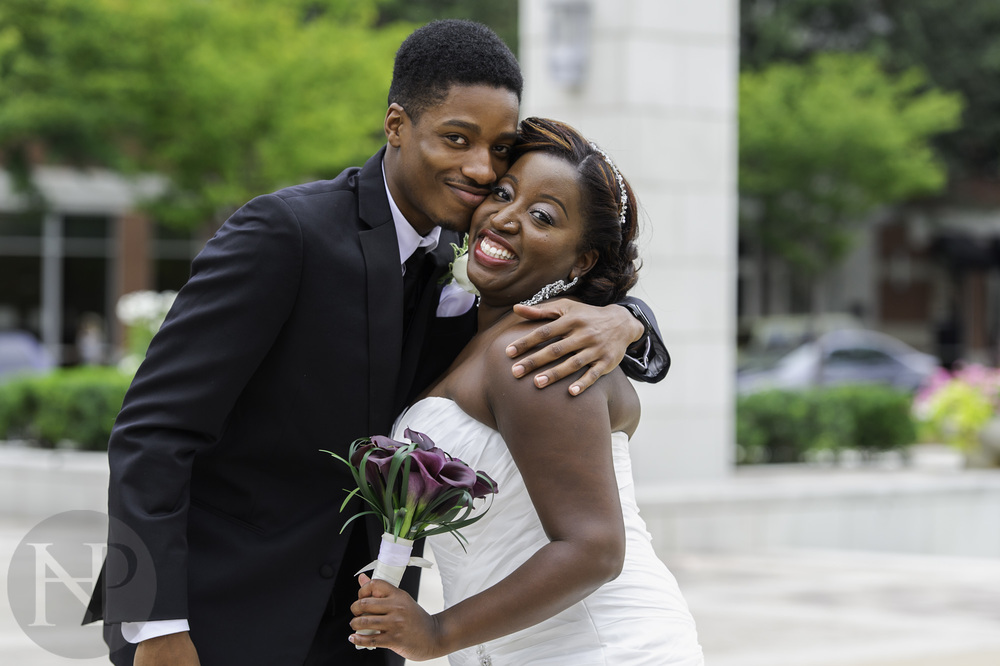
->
<box><xmin>388</xmin><ymin>19</ymin><xmax>523</xmax><ymax>121</ymax></box>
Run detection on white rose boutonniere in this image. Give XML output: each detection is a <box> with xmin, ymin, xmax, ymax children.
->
<box><xmin>440</xmin><ymin>234</ymin><xmax>479</xmax><ymax>296</ymax></box>
<box><xmin>450</xmin><ymin>252</ymin><xmax>478</xmax><ymax>296</ymax></box>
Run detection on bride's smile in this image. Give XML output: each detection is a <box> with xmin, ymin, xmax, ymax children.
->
<box><xmin>466</xmin><ymin>151</ymin><xmax>597</xmax><ymax>307</ymax></box>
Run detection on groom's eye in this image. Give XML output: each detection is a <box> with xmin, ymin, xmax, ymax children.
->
<box><xmin>492</xmin><ymin>185</ymin><xmax>512</xmax><ymax>201</ymax></box>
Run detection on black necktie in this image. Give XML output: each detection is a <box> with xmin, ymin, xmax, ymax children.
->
<box><xmin>402</xmin><ymin>248</ymin><xmax>430</xmax><ymax>333</ymax></box>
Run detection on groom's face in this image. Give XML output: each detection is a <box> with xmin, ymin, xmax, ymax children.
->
<box><xmin>384</xmin><ymin>83</ymin><xmax>519</xmax><ymax>237</ymax></box>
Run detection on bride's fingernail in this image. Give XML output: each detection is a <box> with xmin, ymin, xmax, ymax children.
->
<box><xmin>512</xmin><ymin>364</ymin><xmax>525</xmax><ymax>377</ymax></box>
<box><xmin>507</xmin><ymin>345</ymin><xmax>518</xmax><ymax>357</ymax></box>
<box><xmin>535</xmin><ymin>375</ymin><xmax>549</xmax><ymax>388</ymax></box>
<box><xmin>570</xmin><ymin>385</ymin><xmax>581</xmax><ymax>395</ymax></box>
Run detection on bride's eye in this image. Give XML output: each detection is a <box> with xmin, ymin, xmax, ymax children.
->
<box><xmin>531</xmin><ymin>210</ymin><xmax>554</xmax><ymax>225</ymax></box>
<box><xmin>492</xmin><ymin>185</ymin><xmax>512</xmax><ymax>202</ymax></box>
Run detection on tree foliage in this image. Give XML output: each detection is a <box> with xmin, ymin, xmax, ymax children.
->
<box><xmin>740</xmin><ymin>52</ymin><xmax>962</xmax><ymax>277</ymax></box>
<box><xmin>741</xmin><ymin>0</ymin><xmax>1000</xmax><ymax>178</ymax></box>
<box><xmin>0</xmin><ymin>0</ymin><xmax>415</xmax><ymax>227</ymax></box>
<box><xmin>376</xmin><ymin>0</ymin><xmax>518</xmax><ymax>53</ymax></box>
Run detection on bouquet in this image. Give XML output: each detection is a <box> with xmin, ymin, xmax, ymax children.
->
<box><xmin>324</xmin><ymin>427</ymin><xmax>497</xmax><ymax>583</ymax></box>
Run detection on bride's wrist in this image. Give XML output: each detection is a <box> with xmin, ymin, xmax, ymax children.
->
<box><xmin>433</xmin><ymin>611</ymin><xmax>468</xmax><ymax>657</ymax></box>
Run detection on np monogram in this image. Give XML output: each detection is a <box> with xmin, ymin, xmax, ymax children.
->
<box><xmin>25</xmin><ymin>541</ymin><xmax>106</xmax><ymax>626</ymax></box>
<box><xmin>7</xmin><ymin>510</ymin><xmax>153</xmax><ymax>659</ymax></box>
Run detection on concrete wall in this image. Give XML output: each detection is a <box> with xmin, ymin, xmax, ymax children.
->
<box><xmin>519</xmin><ymin>0</ymin><xmax>739</xmax><ymax>483</ymax></box>
<box><xmin>640</xmin><ymin>466</ymin><xmax>1000</xmax><ymax>558</ymax></box>
<box><xmin>0</xmin><ymin>447</ymin><xmax>108</xmax><ymax>517</ymax></box>
<box><xmin>5</xmin><ymin>447</ymin><xmax>1000</xmax><ymax>559</ymax></box>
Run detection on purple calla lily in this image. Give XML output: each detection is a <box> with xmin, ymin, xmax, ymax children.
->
<box><xmin>351</xmin><ymin>437</ymin><xmax>399</xmax><ymax>466</ymax></box>
<box><xmin>329</xmin><ymin>429</ymin><xmax>498</xmax><ymax>543</ymax></box>
<box><xmin>403</xmin><ymin>456</ymin><xmax>440</xmax><ymax>507</ymax></box>
<box><xmin>437</xmin><ymin>460</ymin><xmax>478</xmax><ymax>490</ymax></box>
<box><xmin>351</xmin><ymin>440</ymin><xmax>396</xmax><ymax>489</ymax></box>
<box><xmin>470</xmin><ymin>471</ymin><xmax>499</xmax><ymax>499</ymax></box>
<box><xmin>403</xmin><ymin>428</ymin><xmax>439</xmax><ymax>451</ymax></box>
<box><xmin>371</xmin><ymin>435</ymin><xmax>404</xmax><ymax>450</ymax></box>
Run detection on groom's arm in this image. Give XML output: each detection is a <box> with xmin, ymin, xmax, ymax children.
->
<box><xmin>507</xmin><ymin>296</ymin><xmax>669</xmax><ymax>395</ymax></box>
<box><xmin>105</xmin><ymin>193</ymin><xmax>302</xmax><ymax>652</ymax></box>
<box><xmin>616</xmin><ymin>296</ymin><xmax>670</xmax><ymax>382</ymax></box>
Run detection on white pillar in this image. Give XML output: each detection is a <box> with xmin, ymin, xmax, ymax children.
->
<box><xmin>41</xmin><ymin>211</ymin><xmax>63</xmax><ymax>364</ymax></box>
<box><xmin>520</xmin><ymin>0</ymin><xmax>738</xmax><ymax>483</ymax></box>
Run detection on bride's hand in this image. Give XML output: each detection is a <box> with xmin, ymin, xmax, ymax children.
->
<box><xmin>507</xmin><ymin>300</ymin><xmax>644</xmax><ymax>395</ymax></box>
<box><xmin>350</xmin><ymin>574</ymin><xmax>447</xmax><ymax>660</ymax></box>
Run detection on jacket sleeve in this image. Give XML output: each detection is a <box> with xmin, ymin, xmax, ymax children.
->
<box><xmin>104</xmin><ymin>193</ymin><xmax>303</xmax><ymax>623</ymax></box>
<box><xmin>617</xmin><ymin>296</ymin><xmax>670</xmax><ymax>383</ymax></box>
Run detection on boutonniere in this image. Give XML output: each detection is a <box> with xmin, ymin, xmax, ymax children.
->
<box><xmin>439</xmin><ymin>234</ymin><xmax>479</xmax><ymax>296</ymax></box>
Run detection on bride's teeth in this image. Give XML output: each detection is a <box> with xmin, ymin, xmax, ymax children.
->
<box><xmin>481</xmin><ymin>238</ymin><xmax>514</xmax><ymax>260</ymax></box>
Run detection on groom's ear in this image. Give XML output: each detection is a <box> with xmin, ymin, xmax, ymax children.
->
<box><xmin>384</xmin><ymin>103</ymin><xmax>407</xmax><ymax>146</ymax></box>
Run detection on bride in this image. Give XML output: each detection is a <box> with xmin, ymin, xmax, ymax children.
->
<box><xmin>349</xmin><ymin>117</ymin><xmax>704</xmax><ymax>665</ymax></box>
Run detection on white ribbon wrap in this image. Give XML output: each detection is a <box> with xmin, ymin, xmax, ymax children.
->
<box><xmin>354</xmin><ymin>532</ymin><xmax>433</xmax><ymax>649</ymax></box>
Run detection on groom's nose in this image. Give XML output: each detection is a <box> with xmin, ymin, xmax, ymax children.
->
<box><xmin>461</xmin><ymin>146</ymin><xmax>498</xmax><ymax>186</ymax></box>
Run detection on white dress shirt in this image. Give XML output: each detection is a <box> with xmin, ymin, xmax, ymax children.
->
<box><xmin>383</xmin><ymin>163</ymin><xmax>476</xmax><ymax>317</ymax></box>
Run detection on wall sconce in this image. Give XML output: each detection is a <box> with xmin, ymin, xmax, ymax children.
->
<box><xmin>548</xmin><ymin>0</ymin><xmax>592</xmax><ymax>90</ymax></box>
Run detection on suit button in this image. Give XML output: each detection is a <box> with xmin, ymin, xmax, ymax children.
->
<box><xmin>319</xmin><ymin>564</ymin><xmax>335</xmax><ymax>578</ymax></box>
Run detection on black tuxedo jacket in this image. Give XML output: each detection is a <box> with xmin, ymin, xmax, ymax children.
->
<box><xmin>89</xmin><ymin>147</ymin><xmax>667</xmax><ymax>665</ymax></box>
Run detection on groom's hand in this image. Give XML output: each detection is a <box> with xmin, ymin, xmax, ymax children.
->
<box><xmin>133</xmin><ymin>631</ymin><xmax>200</xmax><ymax>666</ymax></box>
<box><xmin>508</xmin><ymin>300</ymin><xmax>644</xmax><ymax>395</ymax></box>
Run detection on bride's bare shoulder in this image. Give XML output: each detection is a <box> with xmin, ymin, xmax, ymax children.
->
<box><xmin>484</xmin><ymin>319</ymin><xmax>641</xmax><ymax>435</ymax></box>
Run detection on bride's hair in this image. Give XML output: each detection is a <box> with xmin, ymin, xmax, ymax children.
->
<box><xmin>512</xmin><ymin>118</ymin><xmax>640</xmax><ymax>306</ymax></box>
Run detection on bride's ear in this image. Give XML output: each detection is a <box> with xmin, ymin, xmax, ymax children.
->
<box><xmin>570</xmin><ymin>249</ymin><xmax>599</xmax><ymax>281</ymax></box>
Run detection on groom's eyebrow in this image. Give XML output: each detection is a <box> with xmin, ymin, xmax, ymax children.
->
<box><xmin>443</xmin><ymin>119</ymin><xmax>517</xmax><ymax>143</ymax></box>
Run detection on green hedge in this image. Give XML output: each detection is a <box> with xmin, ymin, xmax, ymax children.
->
<box><xmin>736</xmin><ymin>384</ymin><xmax>916</xmax><ymax>464</ymax></box>
<box><xmin>0</xmin><ymin>367</ymin><xmax>132</xmax><ymax>451</ymax></box>
<box><xmin>1</xmin><ymin>372</ymin><xmax>919</xmax><ymax>460</ymax></box>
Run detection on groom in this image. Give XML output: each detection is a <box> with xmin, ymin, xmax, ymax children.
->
<box><xmin>88</xmin><ymin>19</ymin><xmax>668</xmax><ymax>666</ymax></box>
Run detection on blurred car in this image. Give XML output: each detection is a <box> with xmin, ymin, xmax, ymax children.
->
<box><xmin>737</xmin><ymin>328</ymin><xmax>939</xmax><ymax>395</ymax></box>
<box><xmin>0</xmin><ymin>330</ymin><xmax>54</xmax><ymax>381</ymax></box>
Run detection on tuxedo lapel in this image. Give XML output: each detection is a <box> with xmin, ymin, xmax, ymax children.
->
<box><xmin>357</xmin><ymin>149</ymin><xmax>404</xmax><ymax>435</ymax></box>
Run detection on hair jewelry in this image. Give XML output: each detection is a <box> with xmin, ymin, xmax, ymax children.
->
<box><xmin>519</xmin><ymin>277</ymin><xmax>579</xmax><ymax>306</ymax></box>
<box><xmin>589</xmin><ymin>143</ymin><xmax>628</xmax><ymax>227</ymax></box>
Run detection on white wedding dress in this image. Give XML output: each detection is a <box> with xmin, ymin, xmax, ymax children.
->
<box><xmin>393</xmin><ymin>397</ymin><xmax>704</xmax><ymax>666</ymax></box>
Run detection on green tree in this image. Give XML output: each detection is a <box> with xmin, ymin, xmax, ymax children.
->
<box><xmin>740</xmin><ymin>0</ymin><xmax>1000</xmax><ymax>179</ymax></box>
<box><xmin>376</xmin><ymin>0</ymin><xmax>519</xmax><ymax>53</ymax></box>
<box><xmin>0</xmin><ymin>0</ymin><xmax>414</xmax><ymax>227</ymax></box>
<box><xmin>739</xmin><ymin>52</ymin><xmax>961</xmax><ymax>309</ymax></box>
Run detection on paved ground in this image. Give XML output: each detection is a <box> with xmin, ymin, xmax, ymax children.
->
<box><xmin>3</xmin><ymin>514</ymin><xmax>1000</xmax><ymax>665</ymax></box>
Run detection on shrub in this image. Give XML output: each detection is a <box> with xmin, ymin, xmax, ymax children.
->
<box><xmin>0</xmin><ymin>367</ymin><xmax>132</xmax><ymax>450</ymax></box>
<box><xmin>736</xmin><ymin>384</ymin><xmax>916</xmax><ymax>464</ymax></box>
<box><xmin>823</xmin><ymin>385</ymin><xmax>916</xmax><ymax>457</ymax></box>
<box><xmin>0</xmin><ymin>377</ymin><xmax>36</xmax><ymax>440</ymax></box>
<box><xmin>736</xmin><ymin>390</ymin><xmax>816</xmax><ymax>463</ymax></box>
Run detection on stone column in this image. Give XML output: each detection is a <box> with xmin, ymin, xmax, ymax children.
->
<box><xmin>520</xmin><ymin>0</ymin><xmax>738</xmax><ymax>482</ymax></box>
